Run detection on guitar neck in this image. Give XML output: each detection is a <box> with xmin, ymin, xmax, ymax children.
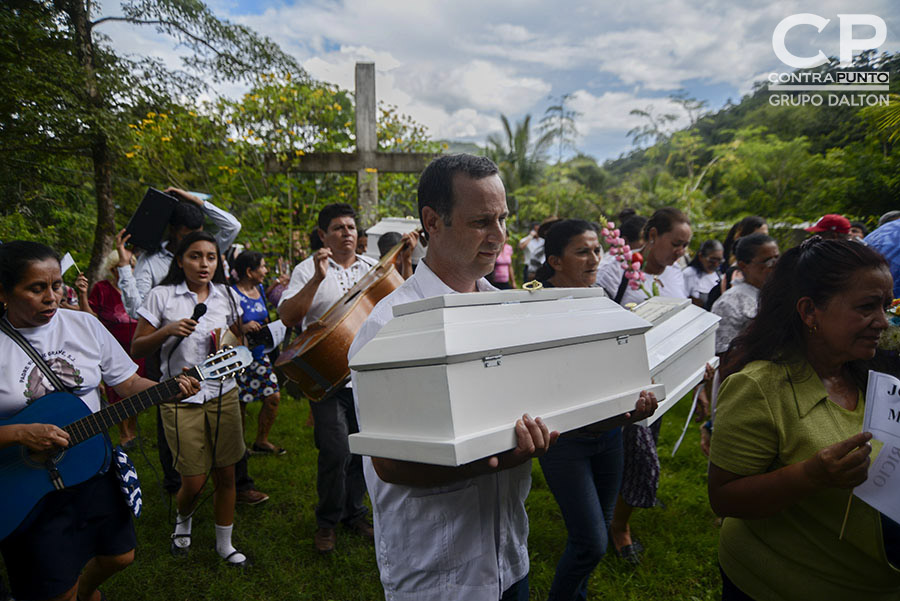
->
<box><xmin>63</xmin><ymin>367</ymin><xmax>201</xmax><ymax>447</ymax></box>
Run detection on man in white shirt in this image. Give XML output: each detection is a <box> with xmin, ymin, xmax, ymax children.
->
<box><xmin>278</xmin><ymin>203</ymin><xmax>378</xmax><ymax>554</ymax></box>
<box><xmin>348</xmin><ymin>155</ymin><xmax>560</xmax><ymax>601</ymax></box>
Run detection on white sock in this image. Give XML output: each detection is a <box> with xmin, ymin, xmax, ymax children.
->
<box><xmin>173</xmin><ymin>513</ymin><xmax>192</xmax><ymax>549</ymax></box>
<box><xmin>215</xmin><ymin>523</ymin><xmax>246</xmax><ymax>563</ymax></box>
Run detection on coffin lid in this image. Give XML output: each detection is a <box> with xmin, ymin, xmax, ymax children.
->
<box><xmin>351</xmin><ymin>288</ymin><xmax>653</xmax><ymax>371</ymax></box>
<box><xmin>644</xmin><ymin>302</ymin><xmax>720</xmax><ymax>374</ymax></box>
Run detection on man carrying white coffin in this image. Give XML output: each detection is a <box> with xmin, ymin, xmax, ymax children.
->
<box><xmin>349</xmin><ymin>154</ymin><xmax>657</xmax><ymax>600</ymax></box>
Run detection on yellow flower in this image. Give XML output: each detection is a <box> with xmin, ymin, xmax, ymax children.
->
<box><xmin>226</xmin><ymin>119</ymin><xmax>233</xmax><ymax>124</ymax></box>
<box><xmin>286</xmin><ymin>72</ymin><xmax>292</xmax><ymax>81</ymax></box>
<box><xmin>188</xmin><ymin>111</ymin><xmax>197</xmax><ymax>117</ymax></box>
<box><xmin>146</xmin><ymin>111</ymin><xmax>157</xmax><ymax>118</ymax></box>
<box><xmin>344</xmin><ymin>121</ymin><xmax>352</xmax><ymax>128</ymax></box>
<box><xmin>125</xmin><ymin>152</ymin><xmax>135</xmax><ymax>158</ymax></box>
<box><xmin>294</xmin><ymin>149</ymin><xmax>305</xmax><ymax>157</ymax></box>
<box><xmin>127</xmin><ymin>124</ymin><xmax>137</xmax><ymax>129</ymax></box>
<box><xmin>142</xmin><ymin>119</ymin><xmax>154</xmax><ymax>125</ymax></box>
<box><xmin>289</xmin><ymin>130</ymin><xmax>296</xmax><ymax>135</ymax></box>
<box><xmin>365</xmin><ymin>167</ymin><xmax>377</xmax><ymax>173</ymax></box>
<box><xmin>280</xmin><ymin>96</ymin><xmax>287</xmax><ymax>102</ymax></box>
<box><xmin>159</xmin><ymin>113</ymin><xmax>168</xmax><ymax>119</ymax></box>
<box><xmin>218</xmin><ymin>165</ymin><xmax>229</xmax><ymax>170</ymax></box>
<box><xmin>227</xmin><ymin>137</ymin><xmax>235</xmax><ymax>143</ymax></box>
<box><xmin>160</xmin><ymin>136</ymin><xmax>171</xmax><ymax>142</ymax></box>
<box><xmin>132</xmin><ymin>144</ymin><xmax>141</xmax><ymax>150</ymax></box>
<box><xmin>333</xmin><ymin>103</ymin><xmax>342</xmax><ymax>111</ymax></box>
<box><xmin>247</xmin><ymin>129</ymin><xmax>254</xmax><ymax>135</ymax></box>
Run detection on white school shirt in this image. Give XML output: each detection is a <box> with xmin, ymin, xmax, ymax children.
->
<box><xmin>119</xmin><ymin>199</ymin><xmax>242</xmax><ymax>319</ymax></box>
<box><xmin>137</xmin><ymin>282</ymin><xmax>242</xmax><ymax>404</ymax></box>
<box><xmin>595</xmin><ymin>253</ymin><xmax>687</xmax><ymax>305</ymax></box>
<box><xmin>682</xmin><ymin>265</ymin><xmax>720</xmax><ymax>304</ymax></box>
<box><xmin>348</xmin><ymin>260</ymin><xmax>531</xmax><ymax>601</ymax></box>
<box><xmin>0</xmin><ymin>310</ymin><xmax>137</xmax><ymax>416</ymax></box>
<box><xmin>278</xmin><ymin>253</ymin><xmax>377</xmax><ymax>331</ymax></box>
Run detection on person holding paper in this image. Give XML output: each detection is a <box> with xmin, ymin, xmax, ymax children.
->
<box><xmin>709</xmin><ymin>236</ymin><xmax>900</xmax><ymax>600</ymax></box>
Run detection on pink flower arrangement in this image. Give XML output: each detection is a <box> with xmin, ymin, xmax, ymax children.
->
<box><xmin>601</xmin><ymin>221</ymin><xmax>647</xmax><ymax>291</ymax></box>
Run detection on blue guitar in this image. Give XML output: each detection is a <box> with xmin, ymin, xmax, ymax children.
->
<box><xmin>0</xmin><ymin>346</ymin><xmax>252</xmax><ymax>541</ymax></box>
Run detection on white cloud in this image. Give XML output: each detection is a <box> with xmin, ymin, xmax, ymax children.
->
<box><xmin>94</xmin><ymin>0</ymin><xmax>900</xmax><ymax>160</ymax></box>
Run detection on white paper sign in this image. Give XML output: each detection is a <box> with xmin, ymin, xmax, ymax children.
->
<box><xmin>59</xmin><ymin>252</ymin><xmax>76</xmax><ymax>275</ymax></box>
<box><xmin>854</xmin><ymin>370</ymin><xmax>900</xmax><ymax>523</ymax></box>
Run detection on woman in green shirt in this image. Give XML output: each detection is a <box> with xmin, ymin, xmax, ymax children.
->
<box><xmin>708</xmin><ymin>236</ymin><xmax>900</xmax><ymax>600</ymax></box>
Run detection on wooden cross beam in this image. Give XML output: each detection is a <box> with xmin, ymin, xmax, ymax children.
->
<box><xmin>265</xmin><ymin>62</ymin><xmax>436</xmax><ymax>226</ymax></box>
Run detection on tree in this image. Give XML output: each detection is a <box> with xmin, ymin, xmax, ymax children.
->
<box><xmin>627</xmin><ymin>105</ymin><xmax>678</xmax><ymax>148</ymax></box>
<box><xmin>540</xmin><ymin>94</ymin><xmax>581</xmax><ymax>164</ymax></box>
<box><xmin>486</xmin><ymin>114</ymin><xmax>552</xmax><ymax>193</ymax></box>
<box><xmin>0</xmin><ymin>0</ymin><xmax>300</xmax><ymax>283</ymax></box>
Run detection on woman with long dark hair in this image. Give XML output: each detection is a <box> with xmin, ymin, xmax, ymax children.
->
<box><xmin>132</xmin><ymin>231</ymin><xmax>250</xmax><ymax>567</ymax></box>
<box><xmin>536</xmin><ymin>219</ymin><xmax>657</xmax><ymax>599</ymax></box>
<box><xmin>707</xmin><ymin>216</ymin><xmax>768</xmax><ymax>310</ymax></box>
<box><xmin>709</xmin><ymin>237</ymin><xmax>900</xmax><ymax>599</ymax></box>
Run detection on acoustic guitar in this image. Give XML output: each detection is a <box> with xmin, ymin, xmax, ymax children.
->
<box><xmin>276</xmin><ymin>233</ymin><xmax>417</xmax><ymax>401</ymax></box>
<box><xmin>0</xmin><ymin>345</ymin><xmax>252</xmax><ymax>541</ymax></box>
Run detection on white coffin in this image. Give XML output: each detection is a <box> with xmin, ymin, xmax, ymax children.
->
<box><xmin>631</xmin><ymin>297</ymin><xmax>720</xmax><ymax>426</ymax></box>
<box><xmin>349</xmin><ymin>288</ymin><xmax>665</xmax><ymax>466</ymax></box>
<box><xmin>363</xmin><ymin>217</ymin><xmax>425</xmax><ymax>263</ymax></box>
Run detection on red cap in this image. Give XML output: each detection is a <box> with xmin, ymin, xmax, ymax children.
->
<box><xmin>805</xmin><ymin>214</ymin><xmax>850</xmax><ymax>234</ymax></box>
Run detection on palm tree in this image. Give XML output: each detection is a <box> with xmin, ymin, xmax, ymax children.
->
<box><xmin>486</xmin><ymin>114</ymin><xmax>553</xmax><ymax>191</ymax></box>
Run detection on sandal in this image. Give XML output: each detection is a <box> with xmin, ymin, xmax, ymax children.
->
<box><xmin>223</xmin><ymin>549</ymin><xmax>251</xmax><ymax>568</ymax></box>
<box><xmin>170</xmin><ymin>533</ymin><xmax>191</xmax><ymax>557</ymax></box>
<box><xmin>251</xmin><ymin>443</ymin><xmax>287</xmax><ymax>456</ymax></box>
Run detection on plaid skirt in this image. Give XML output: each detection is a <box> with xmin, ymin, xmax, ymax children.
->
<box><xmin>619</xmin><ymin>420</ymin><xmax>662</xmax><ymax>508</ymax></box>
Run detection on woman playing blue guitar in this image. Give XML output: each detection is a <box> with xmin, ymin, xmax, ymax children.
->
<box><xmin>0</xmin><ymin>241</ymin><xmax>200</xmax><ymax>601</ymax></box>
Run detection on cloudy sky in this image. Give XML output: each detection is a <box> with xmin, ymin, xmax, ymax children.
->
<box><xmin>99</xmin><ymin>0</ymin><xmax>899</xmax><ymax>162</ymax></box>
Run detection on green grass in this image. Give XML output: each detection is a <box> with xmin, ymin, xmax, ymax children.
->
<box><xmin>4</xmin><ymin>393</ymin><xmax>721</xmax><ymax>600</ymax></box>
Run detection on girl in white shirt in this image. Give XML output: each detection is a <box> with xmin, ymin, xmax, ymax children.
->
<box><xmin>683</xmin><ymin>239</ymin><xmax>724</xmax><ymax>307</ymax></box>
<box><xmin>132</xmin><ymin>231</ymin><xmax>249</xmax><ymax>567</ymax></box>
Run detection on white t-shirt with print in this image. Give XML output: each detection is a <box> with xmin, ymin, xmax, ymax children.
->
<box><xmin>0</xmin><ymin>309</ymin><xmax>137</xmax><ymax>416</ymax></box>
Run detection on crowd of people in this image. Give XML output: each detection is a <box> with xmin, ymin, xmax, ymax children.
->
<box><xmin>1</xmin><ymin>156</ymin><xmax>900</xmax><ymax>600</ymax></box>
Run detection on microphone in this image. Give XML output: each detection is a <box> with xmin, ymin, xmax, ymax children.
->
<box><xmin>169</xmin><ymin>303</ymin><xmax>207</xmax><ymax>355</ymax></box>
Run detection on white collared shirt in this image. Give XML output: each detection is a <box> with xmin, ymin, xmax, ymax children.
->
<box><xmin>278</xmin><ymin>253</ymin><xmax>377</xmax><ymax>331</ymax></box>
<box><xmin>348</xmin><ymin>260</ymin><xmax>531</xmax><ymax>601</ymax></box>
<box><xmin>137</xmin><ymin>282</ymin><xmax>242</xmax><ymax>404</ymax></box>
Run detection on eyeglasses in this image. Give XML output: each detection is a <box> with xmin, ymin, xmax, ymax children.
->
<box><xmin>750</xmin><ymin>255</ymin><xmax>780</xmax><ymax>268</ymax></box>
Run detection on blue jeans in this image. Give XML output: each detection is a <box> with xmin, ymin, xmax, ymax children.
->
<box><xmin>538</xmin><ymin>428</ymin><xmax>624</xmax><ymax>601</ymax></box>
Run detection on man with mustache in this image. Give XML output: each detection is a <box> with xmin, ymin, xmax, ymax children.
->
<box><xmin>348</xmin><ymin>155</ymin><xmax>559</xmax><ymax>600</ymax></box>
<box><xmin>279</xmin><ymin>202</ymin><xmax>378</xmax><ymax>553</ymax></box>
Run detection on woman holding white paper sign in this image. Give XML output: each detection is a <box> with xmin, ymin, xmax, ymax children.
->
<box><xmin>535</xmin><ymin>219</ymin><xmax>658</xmax><ymax>600</ymax></box>
<box><xmin>709</xmin><ymin>236</ymin><xmax>900</xmax><ymax>600</ymax></box>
